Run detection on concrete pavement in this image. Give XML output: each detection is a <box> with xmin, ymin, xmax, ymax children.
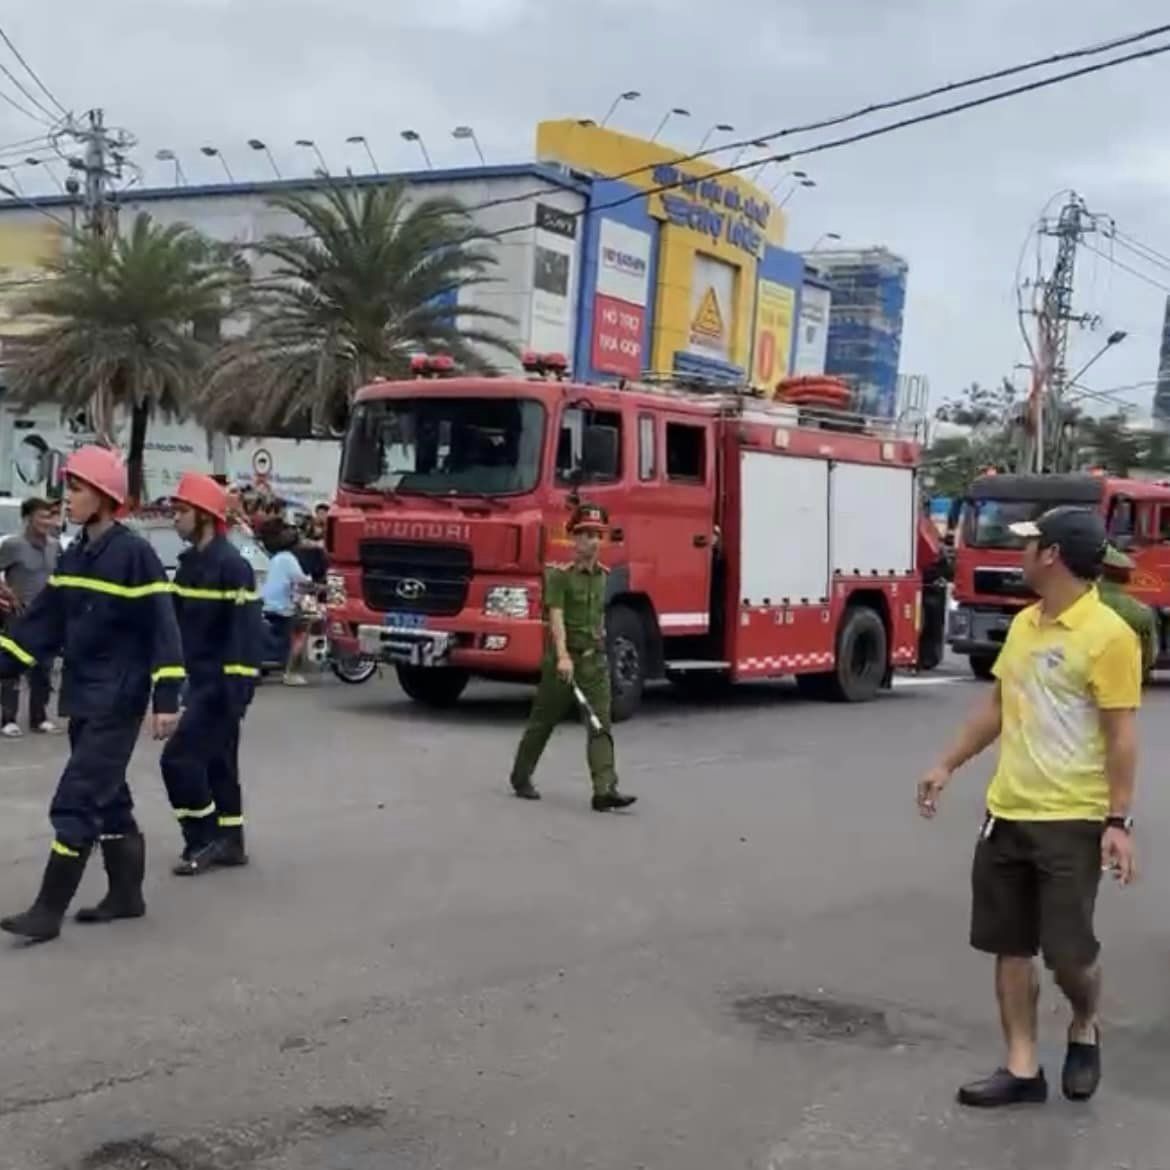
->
<box><xmin>1</xmin><ymin>669</ymin><xmax>1168</xmax><ymax>1168</ymax></box>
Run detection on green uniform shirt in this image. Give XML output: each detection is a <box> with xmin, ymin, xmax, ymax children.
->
<box><xmin>543</xmin><ymin>562</ymin><xmax>607</xmax><ymax>655</ymax></box>
<box><xmin>1098</xmin><ymin>580</ymin><xmax>1157</xmax><ymax>674</ymax></box>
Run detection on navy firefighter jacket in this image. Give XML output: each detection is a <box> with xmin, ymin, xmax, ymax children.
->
<box><xmin>172</xmin><ymin>534</ymin><xmax>263</xmax><ymax>712</ymax></box>
<box><xmin>0</xmin><ymin>522</ymin><xmax>184</xmax><ymax>718</ymax></box>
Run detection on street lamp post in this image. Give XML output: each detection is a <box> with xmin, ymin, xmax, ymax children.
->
<box><xmin>1068</xmin><ymin>330</ymin><xmax>1128</xmax><ymax>388</ymax></box>
<box><xmin>731</xmin><ymin>139</ymin><xmax>769</xmax><ymax>165</ymax></box>
<box><xmin>650</xmin><ymin>107</ymin><xmax>690</xmax><ymax>142</ymax></box>
<box><xmin>778</xmin><ymin>178</ymin><xmax>816</xmax><ymax>208</ymax></box>
<box><xmin>696</xmin><ymin>122</ymin><xmax>734</xmax><ymax>152</ymax></box>
<box><xmin>451</xmin><ymin>125</ymin><xmax>485</xmax><ymax>164</ymax></box>
<box><xmin>295</xmin><ymin>139</ymin><xmax>329</xmax><ymax>175</ymax></box>
<box><xmin>346</xmin><ymin>135</ymin><xmax>379</xmax><ymax>172</ymax></box>
<box><xmin>247</xmin><ymin>139</ymin><xmax>282</xmax><ymax>179</ymax></box>
<box><xmin>24</xmin><ymin>157</ymin><xmax>65</xmax><ymax>193</ymax></box>
<box><xmin>154</xmin><ymin>148</ymin><xmax>186</xmax><ymax>186</ymax></box>
<box><xmin>200</xmin><ymin>146</ymin><xmax>235</xmax><ymax>183</ymax></box>
<box><xmin>599</xmin><ymin>90</ymin><xmax>640</xmax><ymax>127</ymax></box>
<box><xmin>808</xmin><ymin>231</ymin><xmax>841</xmax><ymax>252</ymax></box>
<box><xmin>401</xmin><ymin>129</ymin><xmax>432</xmax><ymax>169</ymax></box>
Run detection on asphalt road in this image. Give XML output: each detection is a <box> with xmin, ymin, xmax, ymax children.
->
<box><xmin>1</xmin><ymin>665</ymin><xmax>1169</xmax><ymax>1170</ymax></box>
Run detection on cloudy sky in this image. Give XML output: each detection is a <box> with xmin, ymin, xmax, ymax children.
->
<box><xmin>5</xmin><ymin>2</ymin><xmax>1170</xmax><ymax>414</ymax></box>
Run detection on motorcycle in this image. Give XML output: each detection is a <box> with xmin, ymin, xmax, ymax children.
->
<box><xmin>263</xmin><ymin>586</ymin><xmax>379</xmax><ymax>685</ymax></box>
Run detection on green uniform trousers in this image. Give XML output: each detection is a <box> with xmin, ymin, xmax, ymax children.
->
<box><xmin>510</xmin><ymin>649</ymin><xmax>618</xmax><ymax>796</ymax></box>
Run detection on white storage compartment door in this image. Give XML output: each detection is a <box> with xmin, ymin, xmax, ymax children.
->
<box><xmin>739</xmin><ymin>451</ymin><xmax>829</xmax><ymax>604</ymax></box>
<box><xmin>830</xmin><ymin>462</ymin><xmax>915</xmax><ymax>575</ymax></box>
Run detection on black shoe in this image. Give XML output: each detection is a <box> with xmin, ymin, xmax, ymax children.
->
<box><xmin>591</xmin><ymin>792</ymin><xmax>637</xmax><ymax>812</ymax></box>
<box><xmin>214</xmin><ymin>826</ymin><xmax>249</xmax><ymax>868</ymax></box>
<box><xmin>77</xmin><ymin>835</ymin><xmax>146</xmax><ymax>922</ymax></box>
<box><xmin>1062</xmin><ymin>1027</ymin><xmax>1102</xmax><ymax>1101</ymax></box>
<box><xmin>1</xmin><ymin>846</ymin><xmax>91</xmax><ymax>943</ymax></box>
<box><xmin>512</xmin><ymin>782</ymin><xmax>541</xmax><ymax>801</ymax></box>
<box><xmin>957</xmin><ymin>1067</ymin><xmax>1048</xmax><ymax>1108</ymax></box>
<box><xmin>171</xmin><ymin>839</ymin><xmax>223</xmax><ymax>878</ymax></box>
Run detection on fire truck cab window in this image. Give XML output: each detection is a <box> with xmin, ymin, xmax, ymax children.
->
<box><xmin>638</xmin><ymin>415</ymin><xmax>656</xmax><ymax>481</ymax></box>
<box><xmin>1159</xmin><ymin>506</ymin><xmax>1170</xmax><ymax>542</ymax></box>
<box><xmin>665</xmin><ymin>422</ymin><xmax>706</xmax><ymax>483</ymax></box>
<box><xmin>1108</xmin><ymin>498</ymin><xmax>1135</xmax><ymax>542</ymax></box>
<box><xmin>339</xmin><ymin>396</ymin><xmax>545</xmax><ymax>496</ymax></box>
<box><xmin>556</xmin><ymin>408</ymin><xmax>622</xmax><ymax>484</ymax></box>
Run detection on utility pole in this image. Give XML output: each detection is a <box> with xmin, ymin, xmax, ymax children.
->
<box><xmin>1019</xmin><ymin>193</ymin><xmax>1104</xmax><ymax>473</ymax></box>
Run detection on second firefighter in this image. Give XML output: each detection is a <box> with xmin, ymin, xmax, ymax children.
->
<box><xmin>162</xmin><ymin>473</ymin><xmax>264</xmax><ymax>875</ymax></box>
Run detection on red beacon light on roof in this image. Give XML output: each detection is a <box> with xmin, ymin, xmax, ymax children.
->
<box><xmin>521</xmin><ymin>350</ymin><xmax>569</xmax><ymax>380</ymax></box>
<box><xmin>410</xmin><ymin>353</ymin><xmax>456</xmax><ymax>378</ymax></box>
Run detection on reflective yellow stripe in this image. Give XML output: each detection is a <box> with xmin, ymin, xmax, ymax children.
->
<box><xmin>224</xmin><ymin>664</ymin><xmax>259</xmax><ymax>677</ymax></box>
<box><xmin>218</xmin><ymin>815</ymin><xmax>245</xmax><ymax>828</ymax></box>
<box><xmin>152</xmin><ymin>665</ymin><xmax>187</xmax><ymax>683</ymax></box>
<box><xmin>49</xmin><ymin>574</ymin><xmax>173</xmax><ymax>599</ymax></box>
<box><xmin>173</xmin><ymin>586</ymin><xmax>260</xmax><ymax>605</ymax></box>
<box><xmin>175</xmin><ymin>803</ymin><xmax>216</xmax><ymax>821</ymax></box>
<box><xmin>0</xmin><ymin>635</ymin><xmax>35</xmax><ymax>666</ymax></box>
<box><xmin>51</xmin><ymin>839</ymin><xmax>82</xmax><ymax>858</ymax></box>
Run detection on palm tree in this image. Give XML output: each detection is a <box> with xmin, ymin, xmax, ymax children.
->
<box><xmin>6</xmin><ymin>213</ymin><xmax>236</xmax><ymax>502</ymax></box>
<box><xmin>198</xmin><ymin>180</ymin><xmax>516</xmax><ymax>433</ymax></box>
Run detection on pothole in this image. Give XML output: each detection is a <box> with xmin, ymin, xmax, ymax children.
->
<box><xmin>733</xmin><ymin>992</ymin><xmax>900</xmax><ymax>1047</ymax></box>
<box><xmin>79</xmin><ymin>1139</ymin><xmax>204</xmax><ymax>1170</ymax></box>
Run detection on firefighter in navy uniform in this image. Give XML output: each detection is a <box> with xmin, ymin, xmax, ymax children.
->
<box><xmin>0</xmin><ymin>446</ymin><xmax>185</xmax><ymax>943</ymax></box>
<box><xmin>162</xmin><ymin>473</ymin><xmax>263</xmax><ymax>874</ymax></box>
<box><xmin>509</xmin><ymin>502</ymin><xmax>636</xmax><ymax>811</ymax></box>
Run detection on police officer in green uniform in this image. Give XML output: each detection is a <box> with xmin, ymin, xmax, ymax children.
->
<box><xmin>509</xmin><ymin>502</ymin><xmax>637</xmax><ymax>812</ymax></box>
<box><xmin>1098</xmin><ymin>543</ymin><xmax>1158</xmax><ymax>677</ymax></box>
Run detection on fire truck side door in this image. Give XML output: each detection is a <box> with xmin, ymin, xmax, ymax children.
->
<box><xmin>649</xmin><ymin>416</ymin><xmax>715</xmax><ymax>636</ymax></box>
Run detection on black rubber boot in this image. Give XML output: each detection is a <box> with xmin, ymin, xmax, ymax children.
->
<box><xmin>214</xmin><ymin>825</ymin><xmax>249</xmax><ymax>868</ymax></box>
<box><xmin>76</xmin><ymin>835</ymin><xmax>147</xmax><ymax>921</ymax></box>
<box><xmin>512</xmin><ymin>781</ymin><xmax>541</xmax><ymax>801</ymax></box>
<box><xmin>172</xmin><ymin>838</ymin><xmax>223</xmax><ymax>877</ymax></box>
<box><xmin>591</xmin><ymin>792</ymin><xmax>637</xmax><ymax>812</ymax></box>
<box><xmin>1</xmin><ymin>846</ymin><xmax>91</xmax><ymax>942</ymax></box>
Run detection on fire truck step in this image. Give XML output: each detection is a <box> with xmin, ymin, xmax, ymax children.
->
<box><xmin>663</xmin><ymin>660</ymin><xmax>731</xmax><ymax>671</ymax></box>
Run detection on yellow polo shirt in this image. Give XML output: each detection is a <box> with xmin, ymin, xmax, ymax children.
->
<box><xmin>987</xmin><ymin>587</ymin><xmax>1141</xmax><ymax>821</ymax></box>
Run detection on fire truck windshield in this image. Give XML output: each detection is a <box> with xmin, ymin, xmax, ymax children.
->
<box><xmin>340</xmin><ymin>396</ymin><xmax>546</xmax><ymax>497</ymax></box>
<box><xmin>962</xmin><ymin>498</ymin><xmax>1087</xmax><ymax>549</ymax></box>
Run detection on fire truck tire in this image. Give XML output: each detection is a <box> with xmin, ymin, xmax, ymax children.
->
<box><xmin>395</xmin><ymin>665</ymin><xmax>470</xmax><ymax>708</ymax></box>
<box><xmin>827</xmin><ymin>606</ymin><xmax>888</xmax><ymax>702</ymax></box>
<box><xmin>606</xmin><ymin>605</ymin><xmax>647</xmax><ymax>723</ymax></box>
<box><xmin>968</xmin><ymin>653</ymin><xmax>997</xmax><ymax>681</ymax></box>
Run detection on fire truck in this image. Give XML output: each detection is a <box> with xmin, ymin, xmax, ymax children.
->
<box><xmin>324</xmin><ymin>355</ymin><xmax>947</xmax><ymax>720</ymax></box>
<box><xmin>947</xmin><ymin>471</ymin><xmax>1170</xmax><ymax>678</ymax></box>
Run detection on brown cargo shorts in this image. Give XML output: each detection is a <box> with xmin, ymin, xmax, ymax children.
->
<box><xmin>970</xmin><ymin>817</ymin><xmax>1104</xmax><ymax>970</ymax></box>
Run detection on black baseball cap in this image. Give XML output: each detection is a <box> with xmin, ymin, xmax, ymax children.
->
<box><xmin>1009</xmin><ymin>506</ymin><xmax>1107</xmax><ymax>577</ymax></box>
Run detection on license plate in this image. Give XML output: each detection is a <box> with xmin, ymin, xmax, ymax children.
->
<box><xmin>384</xmin><ymin>611</ymin><xmax>428</xmax><ymax>630</ymax></box>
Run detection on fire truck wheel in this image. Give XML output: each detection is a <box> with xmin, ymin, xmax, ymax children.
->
<box><xmin>395</xmin><ymin>665</ymin><xmax>471</xmax><ymax>708</ymax></box>
<box><xmin>828</xmin><ymin>605</ymin><xmax>888</xmax><ymax>703</ymax></box>
<box><xmin>606</xmin><ymin>605</ymin><xmax>647</xmax><ymax>723</ymax></box>
<box><xmin>968</xmin><ymin>653</ymin><xmax>996</xmax><ymax>681</ymax></box>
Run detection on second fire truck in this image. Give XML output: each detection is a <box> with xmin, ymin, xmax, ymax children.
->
<box><xmin>325</xmin><ymin>356</ymin><xmax>946</xmax><ymax>720</ymax></box>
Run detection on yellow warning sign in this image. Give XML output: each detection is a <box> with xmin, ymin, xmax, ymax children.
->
<box><xmin>690</xmin><ymin>286</ymin><xmax>724</xmax><ymax>344</ymax></box>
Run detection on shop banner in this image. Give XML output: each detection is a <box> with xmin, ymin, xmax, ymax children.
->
<box><xmin>595</xmin><ymin>220</ymin><xmax>650</xmax><ymax>307</ymax></box>
<box><xmin>791</xmin><ymin>282</ymin><xmax>831</xmax><ymax>376</ymax></box>
<box><xmin>591</xmin><ymin>293</ymin><xmax>645</xmax><ymax>379</ymax></box>
<box><xmin>687</xmin><ymin>254</ymin><xmax>735</xmax><ymax>363</ymax></box>
<box><xmin>529</xmin><ymin>202</ymin><xmax>576</xmax><ymax>355</ymax></box>
<box><xmin>751</xmin><ymin>278</ymin><xmax>796</xmax><ymax>390</ymax></box>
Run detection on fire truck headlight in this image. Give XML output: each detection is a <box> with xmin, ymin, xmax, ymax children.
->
<box><xmin>949</xmin><ymin>608</ymin><xmax>970</xmax><ymax>638</ymax></box>
<box><xmin>326</xmin><ymin>573</ymin><xmax>347</xmax><ymax>606</ymax></box>
<box><xmin>484</xmin><ymin>585</ymin><xmax>531</xmax><ymax>619</ymax></box>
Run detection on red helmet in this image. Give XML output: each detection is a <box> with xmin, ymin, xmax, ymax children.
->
<box><xmin>63</xmin><ymin>445</ymin><xmax>128</xmax><ymax>506</ymax></box>
<box><xmin>173</xmin><ymin>472</ymin><xmax>228</xmax><ymax>523</ymax></box>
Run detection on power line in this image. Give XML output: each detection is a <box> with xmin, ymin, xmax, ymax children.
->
<box><xmin>0</xmin><ymin>79</ymin><xmax>50</xmax><ymax>127</ymax></box>
<box><xmin>379</xmin><ymin>20</ymin><xmax>1170</xmax><ymax>229</ymax></box>
<box><xmin>0</xmin><ymin>50</ymin><xmax>57</xmax><ymax>123</ymax></box>
<box><xmin>0</xmin><ymin>24</ymin><xmax>67</xmax><ymax>117</ymax></box>
<box><xmin>1110</xmin><ymin>228</ymin><xmax>1170</xmax><ymax>274</ymax></box>
<box><xmin>0</xmin><ymin>182</ymin><xmax>71</xmax><ymax>228</ymax></box>
<box><xmin>1081</xmin><ymin>239</ymin><xmax>1170</xmax><ymax>294</ymax></box>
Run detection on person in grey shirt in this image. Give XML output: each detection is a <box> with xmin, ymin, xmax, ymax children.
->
<box><xmin>0</xmin><ymin>497</ymin><xmax>59</xmax><ymax>736</ymax></box>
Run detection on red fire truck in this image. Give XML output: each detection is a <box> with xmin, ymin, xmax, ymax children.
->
<box><xmin>324</xmin><ymin>355</ymin><xmax>947</xmax><ymax>720</ymax></box>
<box><xmin>947</xmin><ymin>471</ymin><xmax>1170</xmax><ymax>678</ymax></box>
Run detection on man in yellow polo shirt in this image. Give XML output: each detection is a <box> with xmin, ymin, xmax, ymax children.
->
<box><xmin>917</xmin><ymin>506</ymin><xmax>1140</xmax><ymax>1109</ymax></box>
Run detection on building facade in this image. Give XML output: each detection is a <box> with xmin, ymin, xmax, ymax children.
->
<box><xmin>807</xmin><ymin>247</ymin><xmax>908</xmax><ymax>419</ymax></box>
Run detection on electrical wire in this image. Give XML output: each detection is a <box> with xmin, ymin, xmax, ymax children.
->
<box><xmin>0</xmin><ymin>24</ymin><xmax>67</xmax><ymax>117</ymax></box>
<box><xmin>1109</xmin><ymin>227</ymin><xmax>1170</xmax><ymax>274</ymax></box>
<box><xmin>1081</xmin><ymin>239</ymin><xmax>1170</xmax><ymax>295</ymax></box>
<box><xmin>0</xmin><ymin>182</ymin><xmax>71</xmax><ymax>228</ymax></box>
<box><xmin>0</xmin><ymin>80</ymin><xmax>51</xmax><ymax>127</ymax></box>
<box><xmin>0</xmin><ymin>52</ymin><xmax>57</xmax><ymax>123</ymax></box>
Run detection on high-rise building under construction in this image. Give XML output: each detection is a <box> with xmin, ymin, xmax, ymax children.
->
<box><xmin>806</xmin><ymin>248</ymin><xmax>908</xmax><ymax>419</ymax></box>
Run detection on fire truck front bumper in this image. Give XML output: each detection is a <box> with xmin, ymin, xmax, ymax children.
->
<box><xmin>947</xmin><ymin>605</ymin><xmax>1017</xmax><ymax>655</ymax></box>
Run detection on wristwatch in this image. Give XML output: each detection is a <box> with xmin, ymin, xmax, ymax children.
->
<box><xmin>1105</xmin><ymin>815</ymin><xmax>1135</xmax><ymax>833</ymax></box>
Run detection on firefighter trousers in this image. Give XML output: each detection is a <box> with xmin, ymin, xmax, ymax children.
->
<box><xmin>161</xmin><ymin>688</ymin><xmax>243</xmax><ymax>848</ymax></box>
<box><xmin>509</xmin><ymin>650</ymin><xmax>617</xmax><ymax>796</ymax></box>
<box><xmin>49</xmin><ymin>713</ymin><xmax>144</xmax><ymax>852</ymax></box>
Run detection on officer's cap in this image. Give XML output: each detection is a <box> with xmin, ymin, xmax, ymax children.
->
<box><xmin>569</xmin><ymin>502</ymin><xmax>608</xmax><ymax>533</ymax></box>
<box><xmin>1102</xmin><ymin>543</ymin><xmax>1135</xmax><ymax>571</ymax></box>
